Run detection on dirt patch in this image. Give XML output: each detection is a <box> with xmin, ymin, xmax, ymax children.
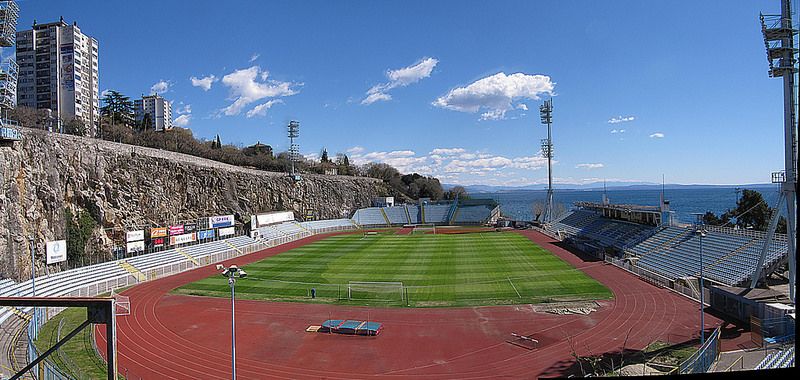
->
<box><xmin>533</xmin><ymin>301</ymin><xmax>601</xmax><ymax>315</ymax></box>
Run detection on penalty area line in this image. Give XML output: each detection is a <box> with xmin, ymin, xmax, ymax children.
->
<box><xmin>507</xmin><ymin>276</ymin><xmax>522</xmax><ymax>298</ymax></box>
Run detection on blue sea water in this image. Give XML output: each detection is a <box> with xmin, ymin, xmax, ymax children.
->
<box><xmin>483</xmin><ymin>186</ymin><xmax>782</xmax><ymax>223</ymax></box>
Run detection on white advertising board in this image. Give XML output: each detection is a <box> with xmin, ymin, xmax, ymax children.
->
<box><xmin>46</xmin><ymin>240</ymin><xmax>67</xmax><ymax>264</ymax></box>
<box><xmin>126</xmin><ymin>240</ymin><xmax>145</xmax><ymax>254</ymax></box>
<box><xmin>209</xmin><ymin>215</ymin><xmax>235</xmax><ymax>228</ymax></box>
<box><xmin>126</xmin><ymin>230</ymin><xmax>145</xmax><ymax>242</ymax></box>
<box><xmin>253</xmin><ymin>211</ymin><xmax>294</xmax><ymax>228</ymax></box>
<box><xmin>170</xmin><ymin>232</ymin><xmax>197</xmax><ymax>245</ymax></box>
<box><xmin>219</xmin><ymin>227</ymin><xmax>236</xmax><ymax>237</ymax></box>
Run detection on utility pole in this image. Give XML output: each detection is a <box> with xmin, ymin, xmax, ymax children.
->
<box><xmin>539</xmin><ymin>99</ymin><xmax>554</xmax><ymax>223</ymax></box>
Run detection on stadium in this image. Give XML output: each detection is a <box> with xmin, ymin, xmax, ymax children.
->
<box><xmin>0</xmin><ymin>194</ymin><xmax>794</xmax><ymax>378</ymax></box>
<box><xmin>0</xmin><ymin>0</ymin><xmax>796</xmax><ymax>379</ymax></box>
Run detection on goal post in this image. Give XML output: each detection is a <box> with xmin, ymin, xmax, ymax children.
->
<box><xmin>412</xmin><ymin>224</ymin><xmax>436</xmax><ymax>235</ymax></box>
<box><xmin>347</xmin><ymin>281</ymin><xmax>404</xmax><ymax>302</ymax></box>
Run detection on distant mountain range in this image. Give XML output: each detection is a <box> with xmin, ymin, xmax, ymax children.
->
<box><xmin>443</xmin><ymin>182</ymin><xmax>775</xmax><ymax>193</ymax></box>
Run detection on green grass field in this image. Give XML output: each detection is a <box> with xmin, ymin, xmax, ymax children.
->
<box><xmin>174</xmin><ymin>232</ymin><xmax>612</xmax><ymax>307</ymax></box>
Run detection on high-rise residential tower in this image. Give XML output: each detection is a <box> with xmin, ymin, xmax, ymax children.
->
<box><xmin>16</xmin><ymin>17</ymin><xmax>99</xmax><ymax>131</ymax></box>
<box><xmin>134</xmin><ymin>94</ymin><xmax>172</xmax><ymax>131</ymax></box>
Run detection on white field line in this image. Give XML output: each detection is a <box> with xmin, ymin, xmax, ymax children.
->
<box><xmin>507</xmin><ymin>276</ymin><xmax>522</xmax><ymax>298</ymax></box>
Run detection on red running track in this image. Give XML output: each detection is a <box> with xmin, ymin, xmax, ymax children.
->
<box><xmin>96</xmin><ymin>230</ymin><xmax>752</xmax><ymax>379</ymax></box>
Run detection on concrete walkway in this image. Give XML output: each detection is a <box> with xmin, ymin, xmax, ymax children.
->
<box><xmin>712</xmin><ymin>347</ymin><xmax>778</xmax><ymax>372</ymax></box>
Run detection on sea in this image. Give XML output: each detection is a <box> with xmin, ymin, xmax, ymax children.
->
<box><xmin>483</xmin><ymin>186</ymin><xmax>782</xmax><ymax>224</ymax></box>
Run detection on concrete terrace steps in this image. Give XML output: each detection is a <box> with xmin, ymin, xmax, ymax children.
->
<box><xmin>118</xmin><ymin>261</ymin><xmax>147</xmax><ymax>282</ymax></box>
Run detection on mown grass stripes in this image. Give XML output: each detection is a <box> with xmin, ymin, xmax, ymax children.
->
<box><xmin>174</xmin><ymin>232</ymin><xmax>612</xmax><ymax>307</ymax></box>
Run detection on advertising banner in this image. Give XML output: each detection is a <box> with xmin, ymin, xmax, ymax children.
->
<box><xmin>183</xmin><ymin>223</ymin><xmax>198</xmax><ymax>233</ymax></box>
<box><xmin>219</xmin><ymin>227</ymin><xmax>236</xmax><ymax>237</ymax></box>
<box><xmin>127</xmin><ymin>240</ymin><xmax>145</xmax><ymax>254</ymax></box>
<box><xmin>46</xmin><ymin>240</ymin><xmax>67</xmax><ymax>264</ymax></box>
<box><xmin>253</xmin><ymin>211</ymin><xmax>294</xmax><ymax>228</ymax></box>
<box><xmin>169</xmin><ymin>225</ymin><xmax>184</xmax><ymax>236</ymax></box>
<box><xmin>150</xmin><ymin>227</ymin><xmax>168</xmax><ymax>238</ymax></box>
<box><xmin>209</xmin><ymin>215</ymin><xmax>235</xmax><ymax>228</ymax></box>
<box><xmin>152</xmin><ymin>237</ymin><xmax>165</xmax><ymax>249</ymax></box>
<box><xmin>126</xmin><ymin>230</ymin><xmax>144</xmax><ymax>242</ymax></box>
<box><xmin>198</xmin><ymin>229</ymin><xmax>215</xmax><ymax>240</ymax></box>
<box><xmin>170</xmin><ymin>232</ymin><xmax>196</xmax><ymax>245</ymax></box>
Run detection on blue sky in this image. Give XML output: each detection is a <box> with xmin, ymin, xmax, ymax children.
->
<box><xmin>16</xmin><ymin>0</ymin><xmax>793</xmax><ymax>186</ymax></box>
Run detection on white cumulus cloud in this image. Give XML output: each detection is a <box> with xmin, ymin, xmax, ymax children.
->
<box><xmin>174</xmin><ymin>103</ymin><xmax>191</xmax><ymax>115</ymax></box>
<box><xmin>433</xmin><ymin>72</ymin><xmax>554</xmax><ymax>120</ymax></box>
<box><xmin>608</xmin><ymin>116</ymin><xmax>635</xmax><ymax>124</ymax></box>
<box><xmin>190</xmin><ymin>75</ymin><xmax>217</xmax><ymax>91</ymax></box>
<box><xmin>429</xmin><ymin>148</ymin><xmax>466</xmax><ymax>156</ymax></box>
<box><xmin>150</xmin><ymin>80</ymin><xmax>171</xmax><ymax>94</ymax></box>
<box><xmin>245</xmin><ymin>99</ymin><xmax>284</xmax><ymax>118</ymax></box>
<box><xmin>610</xmin><ymin>129</ymin><xmax>626</xmax><ymax>134</ymax></box>
<box><xmin>220</xmin><ymin>66</ymin><xmax>300</xmax><ymax>116</ymax></box>
<box><xmin>649</xmin><ymin>132</ymin><xmax>665</xmax><ymax>138</ymax></box>
<box><xmin>249</xmin><ymin>53</ymin><xmax>260</xmax><ymax>62</ymax></box>
<box><xmin>362</xmin><ymin>57</ymin><xmax>438</xmax><ymax>105</ymax></box>
<box><xmin>173</xmin><ymin>114</ymin><xmax>191</xmax><ymax>127</ymax></box>
<box><xmin>576</xmin><ymin>163</ymin><xmax>604</xmax><ymax>170</ymax></box>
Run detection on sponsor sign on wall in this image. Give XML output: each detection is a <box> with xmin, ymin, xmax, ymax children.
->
<box><xmin>198</xmin><ymin>229</ymin><xmax>215</xmax><ymax>240</ymax></box>
<box><xmin>253</xmin><ymin>211</ymin><xmax>294</xmax><ymax>228</ymax></box>
<box><xmin>219</xmin><ymin>227</ymin><xmax>236</xmax><ymax>237</ymax></box>
<box><xmin>183</xmin><ymin>223</ymin><xmax>198</xmax><ymax>233</ymax></box>
<box><xmin>209</xmin><ymin>215</ymin><xmax>235</xmax><ymax>228</ymax></box>
<box><xmin>46</xmin><ymin>240</ymin><xmax>67</xmax><ymax>264</ymax></box>
<box><xmin>169</xmin><ymin>225</ymin><xmax>185</xmax><ymax>236</ymax></box>
<box><xmin>170</xmin><ymin>232</ymin><xmax>197</xmax><ymax>245</ymax></box>
<box><xmin>152</xmin><ymin>237</ymin><xmax>165</xmax><ymax>248</ymax></box>
<box><xmin>127</xmin><ymin>240</ymin><xmax>145</xmax><ymax>254</ymax></box>
<box><xmin>150</xmin><ymin>227</ymin><xmax>168</xmax><ymax>238</ymax></box>
<box><xmin>126</xmin><ymin>230</ymin><xmax>144</xmax><ymax>242</ymax></box>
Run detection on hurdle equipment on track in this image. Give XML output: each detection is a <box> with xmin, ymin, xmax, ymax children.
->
<box><xmin>317</xmin><ymin>319</ymin><xmax>383</xmax><ymax>336</ymax></box>
<box><xmin>507</xmin><ymin>332</ymin><xmax>539</xmax><ymax>350</ymax></box>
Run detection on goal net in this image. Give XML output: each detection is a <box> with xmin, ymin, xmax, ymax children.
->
<box><xmin>412</xmin><ymin>224</ymin><xmax>436</xmax><ymax>235</ymax></box>
<box><xmin>347</xmin><ymin>281</ymin><xmax>404</xmax><ymax>302</ymax></box>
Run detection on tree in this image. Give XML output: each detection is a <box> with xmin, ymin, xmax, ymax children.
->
<box><xmin>214</xmin><ymin>134</ymin><xmax>222</xmax><ymax>150</ymax></box>
<box><xmin>320</xmin><ymin>147</ymin><xmax>330</xmax><ymax>163</ymax></box>
<box><xmin>701</xmin><ymin>211</ymin><xmax>729</xmax><ymax>226</ymax></box>
<box><xmin>724</xmin><ymin>189</ymin><xmax>772</xmax><ymax>231</ymax></box>
<box><xmin>444</xmin><ymin>185</ymin><xmax>469</xmax><ymax>200</ymax></box>
<box><xmin>63</xmin><ymin>118</ymin><xmax>88</xmax><ymax>136</ymax></box>
<box><xmin>100</xmin><ymin>90</ymin><xmax>134</xmax><ymax>126</ymax></box>
<box><xmin>140</xmin><ymin>113</ymin><xmax>153</xmax><ymax>132</ymax></box>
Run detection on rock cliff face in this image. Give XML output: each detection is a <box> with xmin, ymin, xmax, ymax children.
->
<box><xmin>0</xmin><ymin>128</ymin><xmax>387</xmax><ymax>281</ymax></box>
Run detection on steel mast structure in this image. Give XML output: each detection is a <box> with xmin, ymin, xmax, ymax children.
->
<box><xmin>539</xmin><ymin>98</ymin><xmax>554</xmax><ymax>223</ymax></box>
<box><xmin>287</xmin><ymin>120</ymin><xmax>301</xmax><ymax>180</ymax></box>
<box><xmin>752</xmin><ymin>0</ymin><xmax>797</xmax><ymax>303</ymax></box>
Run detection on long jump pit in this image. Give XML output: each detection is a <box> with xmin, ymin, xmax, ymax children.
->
<box><xmin>95</xmin><ymin>230</ymin><xmax>751</xmax><ymax>379</ymax></box>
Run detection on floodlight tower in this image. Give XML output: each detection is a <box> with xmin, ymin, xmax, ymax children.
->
<box><xmin>539</xmin><ymin>98</ymin><xmax>554</xmax><ymax>223</ymax></box>
<box><xmin>752</xmin><ymin>0</ymin><xmax>797</xmax><ymax>303</ymax></box>
<box><xmin>287</xmin><ymin>120</ymin><xmax>300</xmax><ymax>177</ymax></box>
<box><xmin>217</xmin><ymin>264</ymin><xmax>247</xmax><ymax>380</ymax></box>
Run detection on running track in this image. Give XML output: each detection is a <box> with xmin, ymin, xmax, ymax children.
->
<box><xmin>96</xmin><ymin>230</ymin><xmax>752</xmax><ymax>379</ymax></box>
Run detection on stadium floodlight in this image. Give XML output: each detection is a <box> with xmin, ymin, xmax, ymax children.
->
<box><xmin>692</xmin><ymin>213</ymin><xmax>707</xmax><ymax>345</ymax></box>
<box><xmin>219</xmin><ymin>264</ymin><xmax>247</xmax><ymax>380</ymax></box>
<box><xmin>287</xmin><ymin>121</ymin><xmax>300</xmax><ymax>177</ymax></box>
<box><xmin>539</xmin><ymin>99</ymin><xmax>554</xmax><ymax>223</ymax></box>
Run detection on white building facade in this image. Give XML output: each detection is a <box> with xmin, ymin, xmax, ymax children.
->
<box><xmin>134</xmin><ymin>94</ymin><xmax>172</xmax><ymax>131</ymax></box>
<box><xmin>16</xmin><ymin>18</ymin><xmax>99</xmax><ymax>129</ymax></box>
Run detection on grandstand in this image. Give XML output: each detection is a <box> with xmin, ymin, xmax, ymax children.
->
<box><xmin>547</xmin><ymin>205</ymin><xmax>790</xmax><ymax>288</ymax></box>
<box><xmin>0</xmin><ymin>219</ymin><xmax>357</xmax><ymax>327</ymax></box>
<box><xmin>350</xmin><ymin>199</ymin><xmax>498</xmax><ymax>227</ymax></box>
<box><xmin>755</xmin><ymin>346</ymin><xmax>795</xmax><ymax>369</ymax></box>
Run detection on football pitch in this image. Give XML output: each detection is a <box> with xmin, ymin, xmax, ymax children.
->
<box><xmin>175</xmin><ymin>232</ymin><xmax>612</xmax><ymax>307</ymax></box>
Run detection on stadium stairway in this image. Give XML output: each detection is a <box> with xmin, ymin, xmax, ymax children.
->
<box><xmin>421</xmin><ymin>204</ymin><xmax>427</xmax><ymax>224</ymax></box>
<box><xmin>379</xmin><ymin>208</ymin><xmax>391</xmax><ymax>226</ymax></box>
<box><xmin>224</xmin><ymin>240</ymin><xmax>244</xmax><ymax>254</ymax></box>
<box><xmin>404</xmin><ymin>206</ymin><xmax>412</xmax><ymax>224</ymax></box>
<box><xmin>118</xmin><ymin>261</ymin><xmax>147</xmax><ymax>282</ymax></box>
<box><xmin>175</xmin><ymin>247</ymin><xmax>201</xmax><ymax>266</ymax></box>
<box><xmin>449</xmin><ymin>207</ymin><xmax>460</xmax><ymax>225</ymax></box>
<box><xmin>293</xmin><ymin>221</ymin><xmax>311</xmax><ymax>233</ymax></box>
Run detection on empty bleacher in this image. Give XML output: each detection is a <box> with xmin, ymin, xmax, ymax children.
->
<box><xmin>452</xmin><ymin>205</ymin><xmax>492</xmax><ymax>225</ymax></box>
<box><xmin>300</xmin><ymin>218</ymin><xmax>356</xmax><ymax>233</ymax></box>
<box><xmin>351</xmin><ymin>207</ymin><xmax>388</xmax><ymax>226</ymax></box>
<box><xmin>383</xmin><ymin>206</ymin><xmax>410</xmax><ymax>225</ymax></box>
<box><xmin>631</xmin><ymin>226</ymin><xmax>789</xmax><ymax>287</ymax></box>
<box><xmin>423</xmin><ymin>204</ymin><xmax>450</xmax><ymax>224</ymax></box>
<box><xmin>406</xmin><ymin>205</ymin><xmax>421</xmax><ymax>224</ymax></box>
<box><xmin>755</xmin><ymin>346</ymin><xmax>795</xmax><ymax>369</ymax></box>
<box><xmin>548</xmin><ymin>210</ymin><xmax>655</xmax><ymax>249</ymax></box>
